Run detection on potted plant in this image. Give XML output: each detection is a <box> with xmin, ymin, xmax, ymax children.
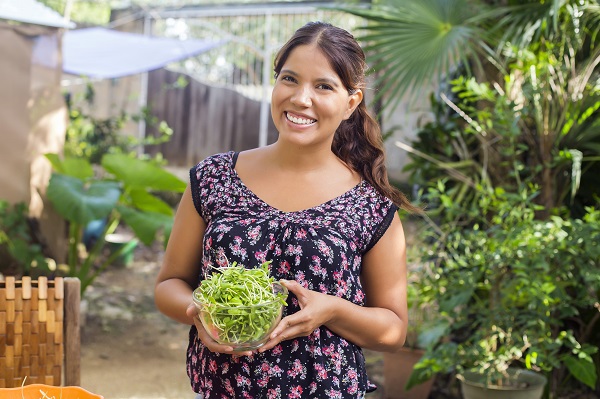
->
<box><xmin>406</xmin><ymin>185</ymin><xmax>600</xmax><ymax>398</ymax></box>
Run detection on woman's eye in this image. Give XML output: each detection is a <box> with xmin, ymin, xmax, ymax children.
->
<box><xmin>317</xmin><ymin>84</ymin><xmax>333</xmax><ymax>91</ymax></box>
<box><xmin>281</xmin><ymin>75</ymin><xmax>296</xmax><ymax>83</ymax></box>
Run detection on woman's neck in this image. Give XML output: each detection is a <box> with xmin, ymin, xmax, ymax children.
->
<box><xmin>266</xmin><ymin>141</ymin><xmax>340</xmax><ymax>173</ymax></box>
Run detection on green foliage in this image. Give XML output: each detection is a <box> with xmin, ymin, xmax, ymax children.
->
<box><xmin>45</xmin><ymin>153</ymin><xmax>186</xmax><ymax>295</ymax></box>
<box><xmin>38</xmin><ymin>0</ymin><xmax>111</xmax><ymax>25</ymax></box>
<box><xmin>341</xmin><ymin>0</ymin><xmax>600</xmax><ymax>394</ymax></box>
<box><xmin>402</xmin><ymin>59</ymin><xmax>600</xmax><ymax>392</ymax></box>
<box><xmin>333</xmin><ymin>0</ymin><xmax>494</xmax><ymax>112</ymax></box>
<box><xmin>0</xmin><ymin>201</ymin><xmax>52</xmax><ymax>277</ymax></box>
<box><xmin>405</xmin><ymin>56</ymin><xmax>600</xmax><ymax>219</ymax></box>
<box><xmin>38</xmin><ymin>83</ymin><xmax>181</xmax><ymax>295</ymax></box>
<box><xmin>64</xmin><ymin>88</ymin><xmax>173</xmax><ymax>165</ymax></box>
<box><xmin>408</xmin><ymin>189</ymin><xmax>600</xmax><ymax>391</ymax></box>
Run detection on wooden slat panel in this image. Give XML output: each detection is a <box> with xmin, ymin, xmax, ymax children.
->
<box><xmin>0</xmin><ymin>277</ymin><xmax>77</xmax><ymax>388</ymax></box>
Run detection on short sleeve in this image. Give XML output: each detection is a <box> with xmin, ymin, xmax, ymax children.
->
<box><xmin>189</xmin><ymin>161</ymin><xmax>208</xmax><ymax>222</ymax></box>
<box><xmin>363</xmin><ymin>202</ymin><xmax>398</xmax><ymax>253</ymax></box>
<box><xmin>188</xmin><ymin>152</ymin><xmax>236</xmax><ymax>225</ymax></box>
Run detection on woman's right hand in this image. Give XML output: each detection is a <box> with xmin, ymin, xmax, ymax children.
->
<box><xmin>185</xmin><ymin>303</ymin><xmax>255</xmax><ymax>357</ymax></box>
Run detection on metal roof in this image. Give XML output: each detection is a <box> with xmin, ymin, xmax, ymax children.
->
<box><xmin>0</xmin><ymin>0</ymin><xmax>75</xmax><ymax>29</ymax></box>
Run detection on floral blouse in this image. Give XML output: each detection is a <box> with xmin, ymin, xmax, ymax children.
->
<box><xmin>187</xmin><ymin>151</ymin><xmax>398</xmax><ymax>399</ymax></box>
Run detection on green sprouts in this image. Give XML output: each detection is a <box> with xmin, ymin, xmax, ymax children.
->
<box><xmin>193</xmin><ymin>261</ymin><xmax>288</xmax><ymax>346</ymax></box>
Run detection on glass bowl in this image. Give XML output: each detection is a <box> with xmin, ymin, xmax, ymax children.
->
<box><xmin>192</xmin><ymin>281</ymin><xmax>288</xmax><ymax>351</ymax></box>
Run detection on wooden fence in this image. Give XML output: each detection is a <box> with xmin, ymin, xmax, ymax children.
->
<box><xmin>145</xmin><ymin>68</ymin><xmax>278</xmax><ymax>168</ymax></box>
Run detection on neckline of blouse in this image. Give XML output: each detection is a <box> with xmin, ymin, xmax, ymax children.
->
<box><xmin>227</xmin><ymin>151</ymin><xmax>365</xmax><ymax>215</ymax></box>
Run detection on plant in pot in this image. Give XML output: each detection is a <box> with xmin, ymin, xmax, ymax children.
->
<box><xmin>406</xmin><ymin>183</ymin><xmax>600</xmax><ymax>399</ymax></box>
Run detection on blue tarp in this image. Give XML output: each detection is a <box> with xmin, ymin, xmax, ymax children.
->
<box><xmin>63</xmin><ymin>27</ymin><xmax>224</xmax><ymax>79</ymax></box>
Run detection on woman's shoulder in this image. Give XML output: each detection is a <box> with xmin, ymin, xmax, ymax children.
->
<box><xmin>192</xmin><ymin>151</ymin><xmax>235</xmax><ymax>170</ymax></box>
<box><xmin>359</xmin><ymin>180</ymin><xmax>396</xmax><ymax>206</ymax></box>
<box><xmin>189</xmin><ymin>151</ymin><xmax>236</xmax><ymax>185</ymax></box>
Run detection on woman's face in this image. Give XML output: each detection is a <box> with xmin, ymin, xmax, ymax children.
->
<box><xmin>271</xmin><ymin>44</ymin><xmax>362</xmax><ymax>148</ymax></box>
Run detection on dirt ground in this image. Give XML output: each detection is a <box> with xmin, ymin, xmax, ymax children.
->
<box><xmin>78</xmin><ymin>243</ymin><xmax>386</xmax><ymax>399</ymax></box>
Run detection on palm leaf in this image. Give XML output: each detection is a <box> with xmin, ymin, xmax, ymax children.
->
<box><xmin>335</xmin><ymin>0</ymin><xmax>494</xmax><ymax>110</ymax></box>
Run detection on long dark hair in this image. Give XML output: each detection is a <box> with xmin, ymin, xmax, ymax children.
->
<box><xmin>274</xmin><ymin>21</ymin><xmax>420</xmax><ymax>213</ymax></box>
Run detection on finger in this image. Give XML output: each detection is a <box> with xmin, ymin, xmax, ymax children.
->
<box><xmin>279</xmin><ymin>279</ymin><xmax>301</xmax><ymax>294</ymax></box>
<box><xmin>186</xmin><ymin>303</ymin><xmax>198</xmax><ymax>319</ymax></box>
<box><xmin>268</xmin><ymin>316</ymin><xmax>295</xmax><ymax>339</ymax></box>
<box><xmin>193</xmin><ymin>320</ymin><xmax>256</xmax><ymax>356</ymax></box>
<box><xmin>280</xmin><ymin>280</ymin><xmax>311</xmax><ymax>306</ymax></box>
<box><xmin>192</xmin><ymin>316</ymin><xmax>237</xmax><ymax>353</ymax></box>
<box><xmin>257</xmin><ymin>333</ymin><xmax>288</xmax><ymax>353</ymax></box>
<box><xmin>230</xmin><ymin>349</ymin><xmax>255</xmax><ymax>357</ymax></box>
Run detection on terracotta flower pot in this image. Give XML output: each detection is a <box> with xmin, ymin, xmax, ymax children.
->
<box><xmin>383</xmin><ymin>347</ymin><xmax>435</xmax><ymax>399</ymax></box>
<box><xmin>0</xmin><ymin>384</ymin><xmax>104</xmax><ymax>399</ymax></box>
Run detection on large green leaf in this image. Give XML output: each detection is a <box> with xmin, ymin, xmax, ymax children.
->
<box><xmin>101</xmin><ymin>154</ymin><xmax>186</xmax><ymax>193</ymax></box>
<box><xmin>46</xmin><ymin>173</ymin><xmax>121</xmax><ymax>225</ymax></box>
<box><xmin>562</xmin><ymin>353</ymin><xmax>598</xmax><ymax>389</ymax></box>
<box><xmin>118</xmin><ymin>205</ymin><xmax>174</xmax><ymax>246</ymax></box>
<box><xmin>45</xmin><ymin>154</ymin><xmax>94</xmax><ymax>180</ymax></box>
<box><xmin>128</xmin><ymin>188</ymin><xmax>174</xmax><ymax>216</ymax></box>
<box><xmin>417</xmin><ymin>319</ymin><xmax>450</xmax><ymax>349</ymax></box>
<box><xmin>334</xmin><ymin>0</ymin><xmax>600</xmax><ymax>111</ymax></box>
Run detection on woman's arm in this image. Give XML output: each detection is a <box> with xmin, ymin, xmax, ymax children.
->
<box><xmin>259</xmin><ymin>213</ymin><xmax>408</xmax><ymax>353</ymax></box>
<box><xmin>155</xmin><ymin>185</ymin><xmax>253</xmax><ymax>355</ymax></box>
<box><xmin>154</xmin><ymin>185</ymin><xmax>206</xmax><ymax>325</ymax></box>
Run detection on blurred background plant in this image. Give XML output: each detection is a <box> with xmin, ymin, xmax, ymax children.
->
<box><xmin>340</xmin><ymin>0</ymin><xmax>600</xmax><ymax>397</ymax></box>
<box><xmin>0</xmin><ymin>82</ymin><xmax>185</xmax><ymax>296</ymax></box>
<box><xmin>0</xmin><ymin>201</ymin><xmax>53</xmax><ymax>278</ymax></box>
<box><xmin>64</xmin><ymin>83</ymin><xmax>174</xmax><ymax>165</ymax></box>
<box><xmin>44</xmin><ymin>152</ymin><xmax>185</xmax><ymax>295</ymax></box>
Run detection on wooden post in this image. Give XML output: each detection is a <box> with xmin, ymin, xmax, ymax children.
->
<box><xmin>63</xmin><ymin>278</ymin><xmax>81</xmax><ymax>386</ymax></box>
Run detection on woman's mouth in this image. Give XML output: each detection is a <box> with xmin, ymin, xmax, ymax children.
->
<box><xmin>286</xmin><ymin>112</ymin><xmax>316</xmax><ymax>125</ymax></box>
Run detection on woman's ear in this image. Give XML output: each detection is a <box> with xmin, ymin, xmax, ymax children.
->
<box><xmin>343</xmin><ymin>89</ymin><xmax>363</xmax><ymax>120</ymax></box>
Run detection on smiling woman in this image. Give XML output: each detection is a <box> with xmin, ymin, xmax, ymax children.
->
<box><xmin>154</xmin><ymin>21</ymin><xmax>422</xmax><ymax>399</ymax></box>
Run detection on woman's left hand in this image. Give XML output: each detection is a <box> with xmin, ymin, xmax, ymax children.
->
<box><xmin>257</xmin><ymin>279</ymin><xmax>337</xmax><ymax>352</ymax></box>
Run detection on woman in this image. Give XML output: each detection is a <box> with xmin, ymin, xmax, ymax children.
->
<box><xmin>155</xmin><ymin>21</ymin><xmax>419</xmax><ymax>398</ymax></box>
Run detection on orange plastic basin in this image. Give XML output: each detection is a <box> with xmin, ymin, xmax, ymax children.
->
<box><xmin>0</xmin><ymin>384</ymin><xmax>104</xmax><ymax>399</ymax></box>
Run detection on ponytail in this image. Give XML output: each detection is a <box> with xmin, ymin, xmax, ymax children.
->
<box><xmin>333</xmin><ymin>102</ymin><xmax>422</xmax><ymax>214</ymax></box>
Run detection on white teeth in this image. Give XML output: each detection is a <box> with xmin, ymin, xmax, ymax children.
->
<box><xmin>286</xmin><ymin>112</ymin><xmax>316</xmax><ymax>125</ymax></box>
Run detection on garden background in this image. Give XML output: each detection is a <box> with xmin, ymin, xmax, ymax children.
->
<box><xmin>0</xmin><ymin>1</ymin><xmax>599</xmax><ymax>398</ymax></box>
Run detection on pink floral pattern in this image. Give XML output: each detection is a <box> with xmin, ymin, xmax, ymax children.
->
<box><xmin>187</xmin><ymin>152</ymin><xmax>397</xmax><ymax>398</ymax></box>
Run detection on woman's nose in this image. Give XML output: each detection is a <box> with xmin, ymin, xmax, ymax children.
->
<box><xmin>290</xmin><ymin>86</ymin><xmax>312</xmax><ymax>107</ymax></box>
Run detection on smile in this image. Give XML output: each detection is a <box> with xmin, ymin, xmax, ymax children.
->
<box><xmin>286</xmin><ymin>112</ymin><xmax>316</xmax><ymax>125</ymax></box>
